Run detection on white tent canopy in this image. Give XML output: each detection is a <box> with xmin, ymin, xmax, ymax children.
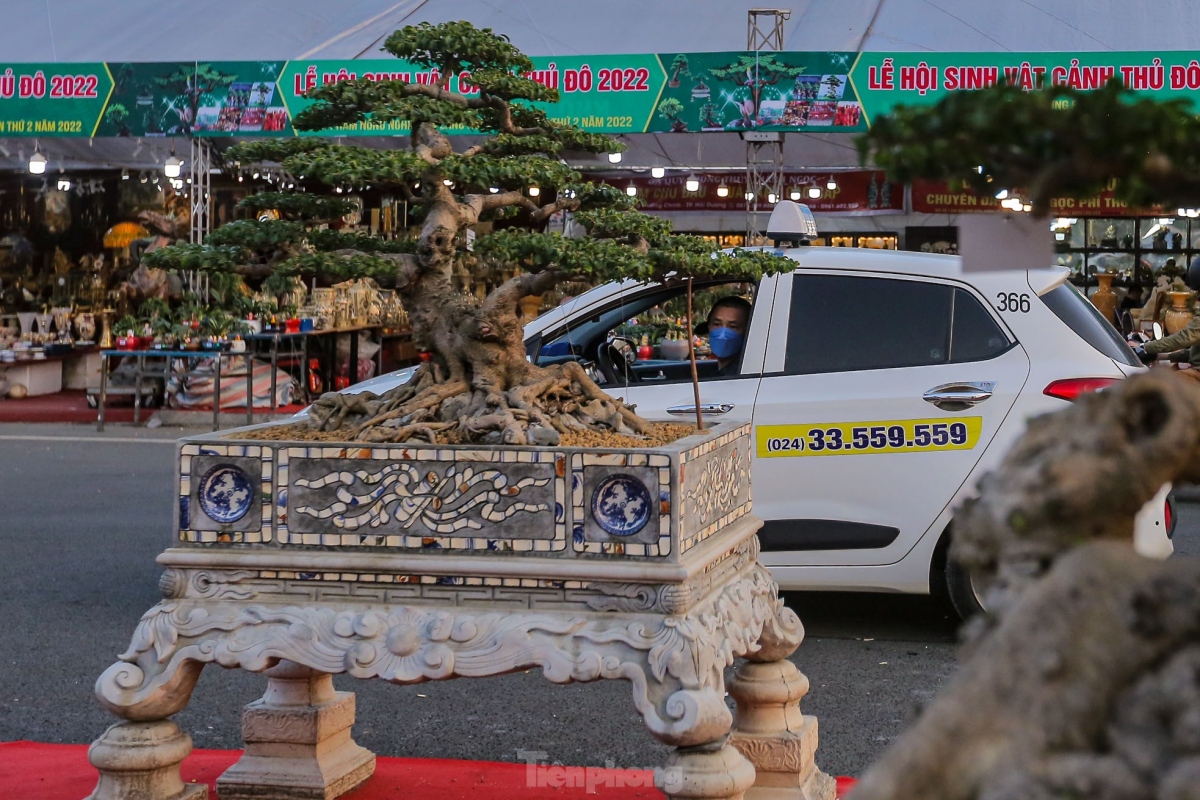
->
<box><xmin>4</xmin><ymin>1</ymin><xmax>1192</xmax><ymax>62</ymax></box>
<box><xmin>0</xmin><ymin>1</ymin><xmax>1190</xmax><ymax>231</ymax></box>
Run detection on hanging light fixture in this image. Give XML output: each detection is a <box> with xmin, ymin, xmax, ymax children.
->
<box><xmin>826</xmin><ymin>178</ymin><xmax>837</xmax><ymax>191</ymax></box>
<box><xmin>745</xmin><ymin>190</ymin><xmax>755</xmax><ymax>201</ymax></box>
<box><xmin>807</xmin><ymin>186</ymin><xmax>822</xmax><ymax>199</ymax></box>
<box><xmin>685</xmin><ymin>173</ymin><xmax>700</xmax><ymax>192</ymax></box>
<box><xmin>767</xmin><ymin>192</ymin><xmax>777</xmax><ymax>204</ymax></box>
<box><xmin>716</xmin><ymin>183</ymin><xmax>729</xmax><ymax>197</ymax></box>
<box><xmin>608</xmin><ymin>151</ymin><xmax>622</xmax><ymax>164</ymax></box>
<box><xmin>28</xmin><ymin>142</ymin><xmax>46</xmax><ymax>174</ymax></box>
<box><xmin>120</xmin><ymin>169</ymin><xmax>129</xmax><ymax>180</ymax></box>
<box><xmin>995</xmin><ymin>189</ymin><xmax>1009</xmax><ymax>200</ymax></box>
<box><xmin>789</xmin><ymin>188</ymin><xmax>801</xmax><ymax>201</ymax></box>
<box><xmin>626</xmin><ymin>183</ymin><xmax>637</xmax><ymax>197</ymax></box>
<box><xmin>651</xmin><ymin>166</ymin><xmax>665</xmax><ymax>179</ymax></box>
<box><xmin>57</xmin><ymin>177</ymin><xmax>71</xmax><ymax>191</ymax></box>
<box><xmin>163</xmin><ymin>145</ymin><xmax>183</xmax><ymax>179</ymax></box>
<box><xmin>528</xmin><ymin>185</ymin><xmax>541</xmax><ymax>197</ymax></box>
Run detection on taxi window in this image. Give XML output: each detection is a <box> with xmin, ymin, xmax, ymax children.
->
<box><xmin>950</xmin><ymin>289</ymin><xmax>1012</xmax><ymax>362</ymax></box>
<box><xmin>783</xmin><ymin>276</ymin><xmax>1009</xmax><ymax>375</ymax></box>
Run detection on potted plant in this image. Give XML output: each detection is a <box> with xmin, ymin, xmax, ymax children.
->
<box><xmin>86</xmin><ymin>23</ymin><xmax>827</xmax><ymax>800</ymax></box>
<box><xmin>112</xmin><ymin>315</ymin><xmax>141</xmax><ymax>350</ymax></box>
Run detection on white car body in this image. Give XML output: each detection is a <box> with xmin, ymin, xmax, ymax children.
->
<box><xmin>308</xmin><ymin>247</ymin><xmax>1174</xmax><ymax>597</ymax></box>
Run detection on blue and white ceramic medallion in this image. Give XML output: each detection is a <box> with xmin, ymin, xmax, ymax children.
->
<box><xmin>197</xmin><ymin>464</ymin><xmax>254</xmax><ymax>524</ymax></box>
<box><xmin>590</xmin><ymin>473</ymin><xmax>652</xmax><ymax>536</ymax></box>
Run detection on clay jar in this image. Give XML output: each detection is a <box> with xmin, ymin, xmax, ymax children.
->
<box><xmin>1091</xmin><ymin>272</ymin><xmax>1119</xmax><ymax>325</ymax></box>
<box><xmin>1165</xmin><ymin>291</ymin><xmax>1194</xmax><ymax>335</ymax></box>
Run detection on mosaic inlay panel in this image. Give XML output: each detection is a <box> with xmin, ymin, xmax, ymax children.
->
<box><xmin>572</xmin><ymin>452</ymin><xmax>673</xmax><ymax>558</ymax></box>
<box><xmin>680</xmin><ymin>426</ymin><xmax>752</xmax><ymax>553</ymax></box>
<box><xmin>277</xmin><ymin>445</ymin><xmax>568</xmax><ymax>552</ymax></box>
<box><xmin>288</xmin><ymin>458</ymin><xmax>555</xmax><ymax>538</ymax></box>
<box><xmin>178</xmin><ymin>444</ymin><xmax>273</xmax><ymax>544</ymax></box>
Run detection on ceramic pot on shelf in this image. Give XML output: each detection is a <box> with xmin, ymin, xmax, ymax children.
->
<box><xmin>1091</xmin><ymin>272</ymin><xmax>1119</xmax><ymax>325</ymax></box>
<box><xmin>658</xmin><ymin>337</ymin><xmax>691</xmax><ymax>360</ymax></box>
<box><xmin>1165</xmin><ymin>291</ymin><xmax>1194</xmax><ymax>334</ymax></box>
<box><xmin>75</xmin><ymin>312</ymin><xmax>96</xmax><ymax>343</ymax></box>
<box><xmin>16</xmin><ymin>312</ymin><xmax>36</xmax><ymax>338</ymax></box>
<box><xmin>52</xmin><ymin>307</ymin><xmax>73</xmax><ymax>337</ymax></box>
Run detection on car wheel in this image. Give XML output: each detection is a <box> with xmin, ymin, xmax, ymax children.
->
<box><xmin>945</xmin><ymin>558</ymin><xmax>988</xmax><ymax>620</ymax></box>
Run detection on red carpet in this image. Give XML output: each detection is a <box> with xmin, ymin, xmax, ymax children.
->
<box><xmin>0</xmin><ymin>390</ymin><xmax>130</xmax><ymax>424</ymax></box>
<box><xmin>0</xmin><ymin>742</ymin><xmax>859</xmax><ymax>798</ymax></box>
<box><xmin>0</xmin><ymin>742</ymin><xmax>663</xmax><ymax>798</ymax></box>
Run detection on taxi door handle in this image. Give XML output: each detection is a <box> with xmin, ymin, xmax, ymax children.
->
<box><xmin>668</xmin><ymin>403</ymin><xmax>735</xmax><ymax>416</ymax></box>
<box><xmin>923</xmin><ymin>382</ymin><xmax>995</xmax><ymax>410</ymax></box>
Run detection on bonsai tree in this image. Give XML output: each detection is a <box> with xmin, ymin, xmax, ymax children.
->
<box><xmin>146</xmin><ymin>21</ymin><xmax>792</xmax><ymax>445</ymax></box>
<box><xmin>699</xmin><ymin>102</ymin><xmax>722</xmax><ymax>129</ymax></box>
<box><xmin>857</xmin><ymin>79</ymin><xmax>1200</xmax><ymax>216</ymax></box>
<box><xmin>820</xmin><ymin>73</ymin><xmax>844</xmax><ymax>99</ymax></box>
<box><xmin>709</xmin><ymin>54</ymin><xmax>804</xmax><ymax>126</ymax></box>
<box><xmin>668</xmin><ymin>54</ymin><xmax>690</xmax><ymax>88</ymax></box>
<box><xmin>657</xmin><ymin>97</ymin><xmax>688</xmax><ymax>132</ymax></box>
<box><xmin>153</xmin><ymin>63</ymin><xmax>237</xmax><ymax>135</ymax></box>
<box><xmin>104</xmin><ymin>103</ymin><xmax>131</xmax><ymax>137</ymax></box>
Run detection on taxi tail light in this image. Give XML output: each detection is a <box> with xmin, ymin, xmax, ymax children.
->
<box><xmin>1043</xmin><ymin>377</ymin><xmax>1121</xmax><ymax>402</ymax></box>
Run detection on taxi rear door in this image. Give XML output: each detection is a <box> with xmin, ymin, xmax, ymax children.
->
<box><xmin>751</xmin><ymin>270</ymin><xmax>1030</xmax><ymax>566</ymax></box>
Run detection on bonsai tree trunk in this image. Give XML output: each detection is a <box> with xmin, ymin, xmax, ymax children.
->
<box><xmin>308</xmin><ymin>125</ymin><xmax>646</xmax><ymax>446</ymax></box>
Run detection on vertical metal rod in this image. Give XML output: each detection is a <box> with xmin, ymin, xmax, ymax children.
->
<box><xmin>686</xmin><ymin>277</ymin><xmax>704</xmax><ymax>432</ymax></box>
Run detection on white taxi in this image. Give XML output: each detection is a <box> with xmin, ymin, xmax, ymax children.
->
<box><xmin>320</xmin><ymin>210</ymin><xmax>1174</xmax><ymax>618</ymax></box>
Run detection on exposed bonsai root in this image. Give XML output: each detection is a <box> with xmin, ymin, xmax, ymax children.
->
<box><xmin>849</xmin><ymin>371</ymin><xmax>1200</xmax><ymax>800</ymax></box>
<box><xmin>304</xmin><ymin>360</ymin><xmax>645</xmax><ymax>445</ymax></box>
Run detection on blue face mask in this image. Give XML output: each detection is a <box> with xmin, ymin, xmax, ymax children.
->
<box><xmin>709</xmin><ymin>326</ymin><xmax>744</xmax><ymax>359</ymax></box>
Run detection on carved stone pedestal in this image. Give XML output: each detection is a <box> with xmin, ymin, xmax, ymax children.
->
<box><xmin>87</xmin><ymin>720</ymin><xmax>207</xmax><ymax>800</ymax></box>
<box><xmin>216</xmin><ymin>661</ymin><xmax>375</xmax><ymax>800</ymax></box>
<box><xmin>729</xmin><ymin>612</ymin><xmax>834</xmax><ymax>800</ymax></box>
<box><xmin>87</xmin><ymin>422</ymin><xmax>832</xmax><ymax>800</ymax></box>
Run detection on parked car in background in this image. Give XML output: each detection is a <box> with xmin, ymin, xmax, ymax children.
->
<box><xmin>311</xmin><ymin>212</ymin><xmax>1174</xmax><ymax>618</ymax></box>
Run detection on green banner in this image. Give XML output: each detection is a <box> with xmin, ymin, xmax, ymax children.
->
<box><xmin>648</xmin><ymin>51</ymin><xmax>864</xmax><ymax>132</ymax></box>
<box><xmin>0</xmin><ymin>62</ymin><xmax>113</xmax><ymax>136</ymax></box>
<box><xmin>851</xmin><ymin>51</ymin><xmax>1200</xmax><ymax>124</ymax></box>
<box><xmin>5</xmin><ymin>51</ymin><xmax>1200</xmax><ymax>139</ymax></box>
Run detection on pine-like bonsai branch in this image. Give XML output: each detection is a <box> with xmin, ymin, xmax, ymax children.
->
<box><xmin>150</xmin><ymin>21</ymin><xmax>796</xmax><ymax>445</ymax></box>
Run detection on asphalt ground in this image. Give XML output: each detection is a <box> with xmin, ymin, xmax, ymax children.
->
<box><xmin>0</xmin><ymin>422</ymin><xmax>1189</xmax><ymax>777</ymax></box>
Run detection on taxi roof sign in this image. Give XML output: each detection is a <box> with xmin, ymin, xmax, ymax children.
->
<box><xmin>767</xmin><ymin>201</ymin><xmax>818</xmax><ymax>247</ymax></box>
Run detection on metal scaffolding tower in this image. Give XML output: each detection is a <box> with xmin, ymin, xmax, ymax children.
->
<box><xmin>189</xmin><ymin>138</ymin><xmax>212</xmax><ymax>244</ymax></box>
<box><xmin>745</xmin><ymin>8</ymin><xmax>791</xmax><ymax>245</ymax></box>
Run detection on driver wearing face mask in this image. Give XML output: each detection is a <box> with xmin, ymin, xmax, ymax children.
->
<box><xmin>706</xmin><ymin>296</ymin><xmax>753</xmax><ymax>377</ymax></box>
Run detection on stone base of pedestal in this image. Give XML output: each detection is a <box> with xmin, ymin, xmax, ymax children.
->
<box><xmin>216</xmin><ymin>679</ymin><xmax>375</xmax><ymax>800</ymax></box>
<box><xmin>734</xmin><ymin>723</ymin><xmax>834</xmax><ymax>798</ymax></box>
<box><xmin>661</xmin><ymin>741</ymin><xmax>757</xmax><ymax>800</ymax></box>
<box><xmin>87</xmin><ymin>720</ymin><xmax>208</xmax><ymax>800</ymax></box>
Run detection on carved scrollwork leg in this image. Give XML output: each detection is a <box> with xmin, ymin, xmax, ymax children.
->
<box><xmin>217</xmin><ymin>660</ymin><xmax>376</xmax><ymax>800</ymax></box>
<box><xmin>86</xmin><ymin>720</ymin><xmax>207</xmax><ymax>800</ymax></box>
<box><xmin>729</xmin><ymin>579</ymin><xmax>835</xmax><ymax>799</ymax></box>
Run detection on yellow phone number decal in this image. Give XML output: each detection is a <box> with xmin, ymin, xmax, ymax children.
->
<box><xmin>757</xmin><ymin>417</ymin><xmax>983</xmax><ymax>458</ymax></box>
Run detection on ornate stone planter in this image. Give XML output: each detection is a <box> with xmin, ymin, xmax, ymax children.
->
<box><xmin>88</xmin><ymin>421</ymin><xmax>833</xmax><ymax>800</ymax></box>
